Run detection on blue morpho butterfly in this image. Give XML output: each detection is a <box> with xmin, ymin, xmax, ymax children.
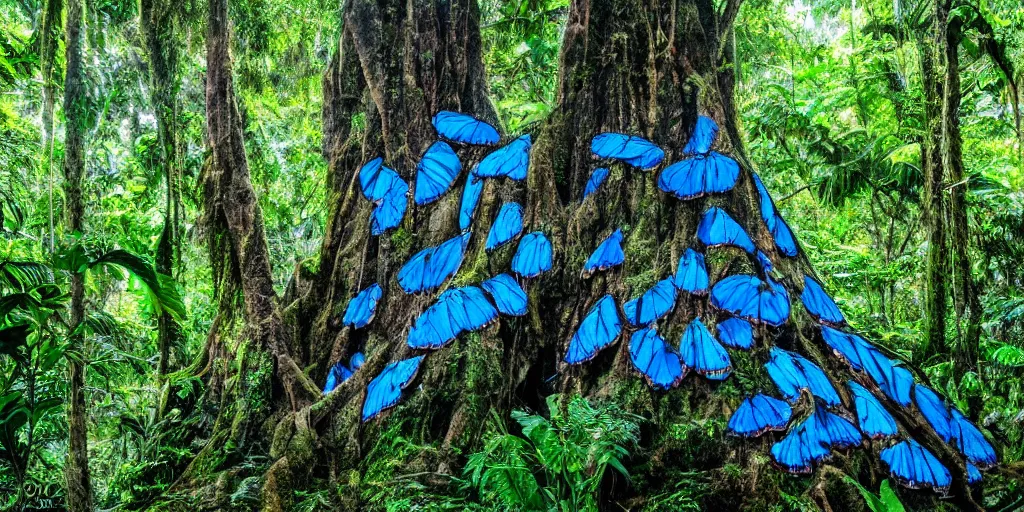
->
<box><xmin>673</xmin><ymin>248</ymin><xmax>709</xmax><ymax>295</ymax></box>
<box><xmin>949</xmin><ymin>408</ymin><xmax>997</xmax><ymax>468</ymax></box>
<box><xmin>432</xmin><ymin>110</ymin><xmax>500</xmax><ymax>145</ymax></box>
<box><xmin>913</xmin><ymin>385</ymin><xmax>953</xmax><ymax>441</ymax></box>
<box><xmin>880</xmin><ymin>439</ymin><xmax>952</xmax><ymax>493</ymax></box>
<box><xmin>583</xmin><ymin>167</ymin><xmax>610</xmax><ymax>201</ymax></box>
<box><xmin>629</xmin><ymin>327</ymin><xmax>685</xmax><ymax>390</ymax></box>
<box><xmin>819</xmin><ymin>325</ymin><xmax>913</xmax><ymax>406</ymax></box>
<box><xmin>658</xmin><ymin>152</ymin><xmax>740</xmax><ymax>200</ymax></box>
<box><xmin>342</xmin><ymin>283</ymin><xmax>383</xmax><ymax>329</ymax></box>
<box><xmin>770</xmin><ymin>420</ymin><xmax>832</xmax><ymax>474</ymax></box>
<box><xmin>751</xmin><ymin>172</ymin><xmax>799</xmax><ymax>257</ymax></box>
<box><xmin>583</xmin><ymin>229</ymin><xmax>626</xmax><ymax>277</ymax></box>
<box><xmin>414</xmin><ymin>141</ymin><xmax>462</xmax><ymax>205</ymax></box>
<box><xmin>710</xmin><ymin>274</ymin><xmax>791</xmax><ymax>327</ymax></box>
<box><xmin>623</xmin><ymin>278</ymin><xmax>677</xmax><ymax>327</ymax></box>
<box><xmin>565</xmin><ymin>294</ymin><xmax>622</xmax><ymax>364</ymax></box>
<box><xmin>459</xmin><ymin>169</ymin><xmax>484</xmax><ymax>231</ymax></box>
<box><xmin>397</xmin><ymin>232</ymin><xmax>471</xmax><ymax>294</ymax></box>
<box><xmin>474</xmin><ymin>134</ymin><xmax>531</xmax><ymax>181</ymax></box>
<box><xmin>716</xmin><ymin>317</ymin><xmax>754</xmax><ymax>350</ymax></box>
<box><xmin>323</xmin><ymin>352</ymin><xmax>366</xmax><ymax>394</ymax></box>
<box><xmin>697</xmin><ymin>207</ymin><xmax>756</xmax><ymax>254</ymax></box>
<box><xmin>807</xmin><ymin>401</ymin><xmax>863</xmax><ymax>449</ymax></box>
<box><xmin>848</xmin><ymin>381</ymin><xmax>898</xmax><ymax>439</ymax></box>
<box><xmin>765</xmin><ymin>347</ymin><xmax>841</xmax><ymax>406</ymax></box>
<box><xmin>359</xmin><ymin>157</ymin><xmax>400</xmax><ymax>201</ymax></box>
<box><xmin>678</xmin><ymin>318</ymin><xmax>732</xmax><ymax>380</ymax></box>
<box><xmin>512</xmin><ymin>231</ymin><xmax>553</xmax><ymax>278</ymax></box>
<box><xmin>370</xmin><ymin>174</ymin><xmax>409</xmax><ymax>235</ymax></box>
<box><xmin>801</xmin><ymin>275</ymin><xmax>845</xmax><ymax>325</ymax></box>
<box><xmin>407</xmin><ymin>286</ymin><xmax>498</xmax><ymax>349</ymax></box>
<box><xmin>482</xmin><ymin>273</ymin><xmax>528</xmax><ymax>317</ymax></box>
<box><xmin>486</xmin><ymin>202</ymin><xmax>524</xmax><ymax>251</ymax></box>
<box><xmin>590</xmin><ymin>133</ymin><xmax>665</xmax><ymax>169</ymax></box>
<box><xmin>362</xmin><ymin>355</ymin><xmax>424</xmax><ymax>422</ymax></box>
<box><xmin>727</xmin><ymin>394</ymin><xmax>792</xmax><ymax>437</ymax></box>
<box><xmin>683</xmin><ymin>115</ymin><xmax>719</xmax><ymax>156</ymax></box>
<box><xmin>968</xmin><ymin>463</ymin><xmax>983</xmax><ymax>485</ymax></box>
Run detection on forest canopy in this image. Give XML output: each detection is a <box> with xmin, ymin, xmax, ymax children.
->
<box><xmin>1</xmin><ymin>0</ymin><xmax>1023</xmax><ymax>510</ymax></box>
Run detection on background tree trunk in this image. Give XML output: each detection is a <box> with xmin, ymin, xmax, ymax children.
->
<box><xmin>38</xmin><ymin>0</ymin><xmax>62</xmax><ymax>252</ymax></box>
<box><xmin>61</xmin><ymin>0</ymin><xmax>93</xmax><ymax>507</ymax></box>
<box><xmin>140</xmin><ymin>0</ymin><xmax>183</xmax><ymax>419</ymax></box>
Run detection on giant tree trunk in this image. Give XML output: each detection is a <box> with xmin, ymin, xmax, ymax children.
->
<box><xmin>140</xmin><ymin>0</ymin><xmax>182</xmax><ymax>418</ymax></box>
<box><xmin>61</xmin><ymin>0</ymin><xmax>93</xmax><ymax>508</ymax></box>
<box><xmin>939</xmin><ymin>0</ymin><xmax>982</xmax><ymax>421</ymax></box>
<box><xmin>181</xmin><ymin>0</ymin><xmax>983</xmax><ymax>509</ymax></box>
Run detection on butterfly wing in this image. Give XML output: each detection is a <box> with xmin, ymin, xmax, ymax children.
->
<box><xmin>629</xmin><ymin>327</ymin><xmax>685</xmax><ymax>390</ymax></box>
<box><xmin>475</xmin><ymin>134</ymin><xmax>531</xmax><ymax>181</ymax></box>
<box><xmin>565</xmin><ymin>295</ymin><xmax>622</xmax><ymax>364</ymax></box>
<box><xmin>583</xmin><ymin>167</ymin><xmax>610</xmax><ymax>200</ymax></box>
<box><xmin>697</xmin><ymin>207</ymin><xmax>755</xmax><ymax>253</ymax></box>
<box><xmin>801</xmin><ymin>276</ymin><xmax>845</xmax><ymax>325</ymax></box>
<box><xmin>482</xmin><ymin>273</ymin><xmax>528</xmax><ymax>316</ymax></box>
<box><xmin>716</xmin><ymin>317</ymin><xmax>754</xmax><ymax>350</ymax></box>
<box><xmin>362</xmin><ymin>356</ymin><xmax>425</xmax><ymax>422</ymax></box>
<box><xmin>673</xmin><ymin>248</ymin><xmax>709</xmax><ymax>295</ymax></box>
<box><xmin>682</xmin><ymin>115</ymin><xmax>719</xmax><ymax>155</ymax></box>
<box><xmin>512</xmin><ymin>232</ymin><xmax>553</xmax><ymax>278</ymax></box>
<box><xmin>583</xmin><ymin>229</ymin><xmax>625</xmax><ymax>276</ymax></box>
<box><xmin>678</xmin><ymin>318</ymin><xmax>732</xmax><ymax>380</ymax></box>
<box><xmin>590</xmin><ymin>133</ymin><xmax>665</xmax><ymax>169</ymax></box>
<box><xmin>486</xmin><ymin>202</ymin><xmax>524</xmax><ymax>251</ymax></box>
<box><xmin>623</xmin><ymin>278</ymin><xmax>677</xmax><ymax>327</ymax></box>
<box><xmin>342</xmin><ymin>283</ymin><xmax>384</xmax><ymax>329</ymax></box>
<box><xmin>414</xmin><ymin>141</ymin><xmax>462</xmax><ymax>205</ymax></box>
<box><xmin>459</xmin><ymin>170</ymin><xmax>485</xmax><ymax>230</ymax></box>
<box><xmin>432</xmin><ymin>110</ymin><xmax>500</xmax><ymax>145</ymax></box>
<box><xmin>849</xmin><ymin>381</ymin><xmax>898</xmax><ymax>439</ymax></box>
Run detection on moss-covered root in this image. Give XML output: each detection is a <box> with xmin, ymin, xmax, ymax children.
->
<box><xmin>260</xmin><ymin>410</ymin><xmax>318</xmax><ymax>511</ymax></box>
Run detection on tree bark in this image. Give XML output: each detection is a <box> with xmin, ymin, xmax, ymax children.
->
<box><xmin>38</xmin><ymin>0</ymin><xmax>63</xmax><ymax>252</ymax></box>
<box><xmin>918</xmin><ymin>27</ymin><xmax>947</xmax><ymax>361</ymax></box>
<box><xmin>62</xmin><ymin>0</ymin><xmax>93</xmax><ymax>508</ymax></box>
<box><xmin>140</xmin><ymin>0</ymin><xmax>182</xmax><ymax>418</ymax></box>
<box><xmin>939</xmin><ymin>0</ymin><xmax>981</xmax><ymax>420</ymax></box>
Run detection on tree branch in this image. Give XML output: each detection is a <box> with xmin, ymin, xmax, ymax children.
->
<box><xmin>717</xmin><ymin>0</ymin><xmax>744</xmax><ymax>59</ymax></box>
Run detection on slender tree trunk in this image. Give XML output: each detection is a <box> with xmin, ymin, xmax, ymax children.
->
<box><xmin>918</xmin><ymin>29</ymin><xmax>947</xmax><ymax>361</ymax></box>
<box><xmin>140</xmin><ymin>0</ymin><xmax>182</xmax><ymax>417</ymax></box>
<box><xmin>939</xmin><ymin>2</ymin><xmax>981</xmax><ymax>419</ymax></box>
<box><xmin>62</xmin><ymin>0</ymin><xmax>93</xmax><ymax>508</ymax></box>
<box><xmin>38</xmin><ymin>0</ymin><xmax>63</xmax><ymax>253</ymax></box>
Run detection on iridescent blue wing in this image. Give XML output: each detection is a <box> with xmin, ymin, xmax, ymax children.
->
<box><xmin>792</xmin><ymin>353</ymin><xmax>841</xmax><ymax>406</ymax></box>
<box><xmin>658</xmin><ymin>152</ymin><xmax>740</xmax><ymax>200</ymax></box>
<box><xmin>407</xmin><ymin>291</ymin><xmax>460</xmax><ymax>349</ymax></box>
<box><xmin>362</xmin><ymin>356</ymin><xmax>424</xmax><ymax>422</ymax></box>
<box><xmin>565</xmin><ymin>295</ymin><xmax>622</xmax><ymax>364</ymax></box>
<box><xmin>949</xmin><ymin>408</ymin><xmax>997</xmax><ymax>468</ymax></box>
<box><xmin>350</xmin><ymin>352</ymin><xmax>365</xmax><ymax>370</ymax></box>
<box><xmin>629</xmin><ymin>327</ymin><xmax>685</xmax><ymax>390</ymax></box>
<box><xmin>322</xmin><ymin>362</ymin><xmax>353</xmax><ymax>394</ymax></box>
<box><xmin>710</xmin><ymin>274</ymin><xmax>791</xmax><ymax>327</ymax></box>
<box><xmin>459</xmin><ymin>170</ymin><xmax>485</xmax><ymax>231</ymax></box>
<box><xmin>819</xmin><ymin>325</ymin><xmax>861</xmax><ymax>368</ymax></box>
<box><xmin>914</xmin><ymin>385</ymin><xmax>953</xmax><ymax>442</ymax></box>
<box><xmin>771</xmin><ymin>420</ymin><xmax>831</xmax><ymax>474</ymax></box>
<box><xmin>884</xmin><ymin>366</ymin><xmax>914</xmax><ymax>407</ymax></box>
<box><xmin>756</xmin><ymin>251</ymin><xmax>774</xmax><ymax>274</ymax></box>
<box><xmin>811</xmin><ymin>403</ymin><xmax>862</xmax><ymax>448</ymax></box>
<box><xmin>672</xmin><ymin>248</ymin><xmax>708</xmax><ymax>295</ymax></box>
<box><xmin>360</xmin><ymin>157</ymin><xmax>403</xmax><ymax>202</ymax></box>
<box><xmin>801</xmin><ymin>276</ymin><xmax>845</xmax><ymax>325</ymax></box>
<box><xmin>968</xmin><ymin>463</ymin><xmax>982</xmax><ymax>485</ymax></box>
<box><xmin>342</xmin><ymin>283</ymin><xmax>384</xmax><ymax>329</ymax></box>
<box><xmin>475</xmin><ymin>134</ymin><xmax>531</xmax><ymax>181</ymax></box>
<box><xmin>848</xmin><ymin>381</ymin><xmax>898</xmax><ymax>439</ymax></box>
<box><xmin>820</xmin><ymin>325</ymin><xmax>913</xmax><ymax>406</ymax></box>
<box><xmin>414</xmin><ymin>141</ymin><xmax>462</xmax><ymax>205</ymax></box>
<box><xmin>432</xmin><ymin>110</ymin><xmax>500</xmax><ymax>145</ymax></box>
<box><xmin>880</xmin><ymin>439</ymin><xmax>952</xmax><ymax>492</ymax></box>
<box><xmin>397</xmin><ymin>232</ymin><xmax>470</xmax><ymax>294</ymax></box>
<box><xmin>728</xmin><ymin>394</ymin><xmax>791</xmax><ymax>437</ymax></box>
<box><xmin>446</xmin><ymin>286</ymin><xmax>499</xmax><ymax>333</ymax></box>
<box><xmin>583</xmin><ymin>229</ymin><xmax>625</xmax><ymax>276</ymax></box>
<box><xmin>590</xmin><ymin>133</ymin><xmax>665</xmax><ymax>169</ymax></box>
<box><xmin>482</xmin><ymin>273</ymin><xmax>528</xmax><ymax>317</ymax></box>
<box><xmin>678</xmin><ymin>318</ymin><xmax>732</xmax><ymax>380</ymax></box>
<box><xmin>583</xmin><ymin>167</ymin><xmax>610</xmax><ymax>201</ymax></box>
<box><xmin>751</xmin><ymin>172</ymin><xmax>798</xmax><ymax>256</ymax></box>
<box><xmin>512</xmin><ymin>232</ymin><xmax>553</xmax><ymax>278</ymax></box>
<box><xmin>697</xmin><ymin>207</ymin><xmax>755</xmax><ymax>253</ymax></box>
<box><xmin>682</xmin><ymin>115</ymin><xmax>719</xmax><ymax>155</ymax></box>
<box><xmin>486</xmin><ymin>202</ymin><xmax>524</xmax><ymax>251</ymax></box>
<box><xmin>716</xmin><ymin>317</ymin><xmax>754</xmax><ymax>350</ymax></box>
<box><xmin>622</xmin><ymin>278</ymin><xmax>677</xmax><ymax>327</ymax></box>
<box><xmin>370</xmin><ymin>175</ymin><xmax>409</xmax><ymax>235</ymax></box>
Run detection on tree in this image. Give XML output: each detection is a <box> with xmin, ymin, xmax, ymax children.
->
<box><xmin>185</xmin><ymin>0</ymin><xmax>985</xmax><ymax>509</ymax></box>
<box><xmin>61</xmin><ymin>0</ymin><xmax>93</xmax><ymax>507</ymax></box>
<box><xmin>38</xmin><ymin>0</ymin><xmax>62</xmax><ymax>253</ymax></box>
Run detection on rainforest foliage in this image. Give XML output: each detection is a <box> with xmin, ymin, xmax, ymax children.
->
<box><xmin>0</xmin><ymin>0</ymin><xmax>1023</xmax><ymax>510</ymax></box>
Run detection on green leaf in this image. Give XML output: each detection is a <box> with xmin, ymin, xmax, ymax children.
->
<box><xmin>879</xmin><ymin>480</ymin><xmax>907</xmax><ymax>512</ymax></box>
